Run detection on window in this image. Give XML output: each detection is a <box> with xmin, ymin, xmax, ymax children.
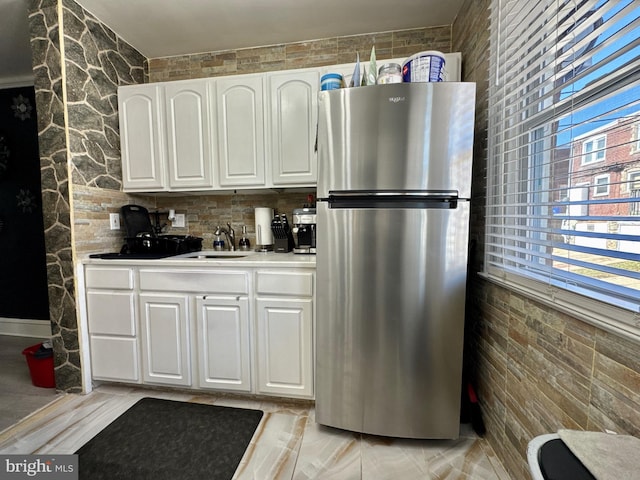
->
<box><xmin>593</xmin><ymin>174</ymin><xmax>609</xmax><ymax>196</ymax></box>
<box><xmin>634</xmin><ymin>125</ymin><xmax>640</xmax><ymax>152</ymax></box>
<box><xmin>582</xmin><ymin>135</ymin><xmax>606</xmax><ymax>164</ymax></box>
<box><xmin>630</xmin><ymin>171</ymin><xmax>640</xmax><ymax>215</ymax></box>
<box><xmin>486</xmin><ymin>0</ymin><xmax>640</xmax><ymax>333</ymax></box>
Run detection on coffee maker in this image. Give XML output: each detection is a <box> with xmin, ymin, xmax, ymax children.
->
<box><xmin>292</xmin><ymin>207</ymin><xmax>316</xmax><ymax>254</ymax></box>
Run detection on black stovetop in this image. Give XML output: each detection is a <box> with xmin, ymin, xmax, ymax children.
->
<box><xmin>89</xmin><ymin>252</ymin><xmax>178</xmax><ymax>260</ymax></box>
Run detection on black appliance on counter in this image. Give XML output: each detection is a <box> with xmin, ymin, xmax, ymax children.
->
<box><xmin>90</xmin><ymin>205</ymin><xmax>202</xmax><ymax>259</ymax></box>
<box><xmin>271</xmin><ymin>213</ymin><xmax>295</xmax><ymax>253</ymax></box>
<box><xmin>292</xmin><ymin>207</ymin><xmax>316</xmax><ymax>254</ymax></box>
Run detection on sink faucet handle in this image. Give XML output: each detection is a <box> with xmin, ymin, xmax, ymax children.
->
<box><xmin>227</xmin><ymin>222</ymin><xmax>236</xmax><ymax>251</ymax></box>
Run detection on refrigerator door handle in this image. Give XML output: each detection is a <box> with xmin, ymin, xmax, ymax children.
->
<box><xmin>326</xmin><ymin>190</ymin><xmax>459</xmax><ymax>198</ymax></box>
<box><xmin>325</xmin><ymin>193</ymin><xmax>461</xmax><ymax>210</ymax></box>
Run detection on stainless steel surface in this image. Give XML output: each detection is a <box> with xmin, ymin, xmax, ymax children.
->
<box><xmin>316</xmin><ymin>82</ymin><xmax>475</xmax><ymax>199</ymax></box>
<box><xmin>315</xmin><ymin>82</ymin><xmax>475</xmax><ymax>439</ymax></box>
<box><xmin>292</xmin><ymin>207</ymin><xmax>317</xmax><ymax>254</ymax></box>
<box><xmin>186</xmin><ymin>254</ymin><xmax>249</xmax><ymax>259</ymax></box>
<box><xmin>214</xmin><ymin>223</ymin><xmax>236</xmax><ymax>251</ymax></box>
<box><xmin>316</xmin><ymin>203</ymin><xmax>470</xmax><ymax>438</ymax></box>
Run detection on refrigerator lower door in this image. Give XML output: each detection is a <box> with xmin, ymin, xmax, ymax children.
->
<box><xmin>315</xmin><ymin>201</ymin><xmax>470</xmax><ymax>439</ymax></box>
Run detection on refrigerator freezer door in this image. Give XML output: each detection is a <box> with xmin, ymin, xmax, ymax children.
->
<box><xmin>316</xmin><ymin>83</ymin><xmax>476</xmax><ymax>199</ymax></box>
<box><xmin>315</xmin><ymin>201</ymin><xmax>470</xmax><ymax>439</ymax></box>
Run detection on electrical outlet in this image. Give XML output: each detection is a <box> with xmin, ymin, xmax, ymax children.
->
<box><xmin>109</xmin><ymin>213</ymin><xmax>120</xmax><ymax>230</ymax></box>
<box><xmin>172</xmin><ymin>213</ymin><xmax>186</xmax><ymax>228</ymax></box>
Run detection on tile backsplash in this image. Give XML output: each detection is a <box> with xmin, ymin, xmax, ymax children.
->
<box><xmin>73</xmin><ymin>187</ymin><xmax>314</xmax><ymax>256</ymax></box>
<box><xmin>155</xmin><ymin>191</ymin><xmax>314</xmax><ymax>249</ymax></box>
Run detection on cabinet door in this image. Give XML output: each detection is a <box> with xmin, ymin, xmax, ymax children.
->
<box><xmin>256</xmin><ymin>297</ymin><xmax>313</xmax><ymax>398</ymax></box>
<box><xmin>89</xmin><ymin>336</ymin><xmax>140</xmax><ymax>382</ymax></box>
<box><xmin>118</xmin><ymin>84</ymin><xmax>166</xmax><ymax>191</ymax></box>
<box><xmin>196</xmin><ymin>296</ymin><xmax>250</xmax><ymax>392</ymax></box>
<box><xmin>164</xmin><ymin>80</ymin><xmax>214</xmax><ymax>189</ymax></box>
<box><xmin>216</xmin><ymin>75</ymin><xmax>265</xmax><ymax>187</ymax></box>
<box><xmin>139</xmin><ymin>293</ymin><xmax>191</xmax><ymax>386</ymax></box>
<box><xmin>86</xmin><ymin>291</ymin><xmax>136</xmax><ymax>336</ymax></box>
<box><xmin>268</xmin><ymin>71</ymin><xmax>319</xmax><ymax>186</ymax></box>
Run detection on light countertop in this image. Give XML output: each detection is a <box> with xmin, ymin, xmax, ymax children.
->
<box><xmin>82</xmin><ymin>250</ymin><xmax>316</xmax><ymax>268</ymax></box>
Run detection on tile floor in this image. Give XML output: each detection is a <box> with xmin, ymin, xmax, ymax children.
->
<box><xmin>0</xmin><ymin>384</ymin><xmax>510</xmax><ymax>479</ymax></box>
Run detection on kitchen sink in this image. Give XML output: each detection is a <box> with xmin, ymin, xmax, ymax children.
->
<box><xmin>164</xmin><ymin>249</ymin><xmax>259</xmax><ymax>260</ymax></box>
<box><xmin>174</xmin><ymin>250</ymin><xmax>258</xmax><ymax>260</ymax></box>
<box><xmin>187</xmin><ymin>253</ymin><xmax>249</xmax><ymax>259</ymax></box>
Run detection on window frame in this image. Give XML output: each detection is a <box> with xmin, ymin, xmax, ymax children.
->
<box><xmin>593</xmin><ymin>174</ymin><xmax>610</xmax><ymax>196</ymax></box>
<box><xmin>581</xmin><ymin>134</ymin><xmax>607</xmax><ymax>165</ymax></box>
<box><xmin>629</xmin><ymin>170</ymin><xmax>640</xmax><ymax>216</ymax></box>
<box><xmin>484</xmin><ymin>0</ymin><xmax>640</xmax><ymax>342</ymax></box>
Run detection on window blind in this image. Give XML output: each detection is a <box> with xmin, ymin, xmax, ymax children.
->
<box><xmin>486</xmin><ymin>0</ymin><xmax>640</xmax><ymax>323</ymax></box>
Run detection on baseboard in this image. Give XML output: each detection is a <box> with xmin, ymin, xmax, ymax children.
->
<box><xmin>0</xmin><ymin>317</ymin><xmax>51</xmax><ymax>338</ymax></box>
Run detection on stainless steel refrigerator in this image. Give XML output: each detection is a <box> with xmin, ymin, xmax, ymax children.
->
<box><xmin>315</xmin><ymin>82</ymin><xmax>476</xmax><ymax>439</ymax></box>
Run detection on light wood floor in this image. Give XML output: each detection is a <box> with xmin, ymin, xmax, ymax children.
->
<box><xmin>0</xmin><ymin>384</ymin><xmax>510</xmax><ymax>479</ymax></box>
<box><xmin>0</xmin><ymin>335</ymin><xmax>60</xmax><ymax>432</ymax></box>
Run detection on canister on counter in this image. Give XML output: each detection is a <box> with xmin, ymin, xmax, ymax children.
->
<box><xmin>402</xmin><ymin>51</ymin><xmax>446</xmax><ymax>82</ymax></box>
<box><xmin>321</xmin><ymin>73</ymin><xmax>343</xmax><ymax>90</ymax></box>
<box><xmin>377</xmin><ymin>63</ymin><xmax>403</xmax><ymax>84</ymax></box>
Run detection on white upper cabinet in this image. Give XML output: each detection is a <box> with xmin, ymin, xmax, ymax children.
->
<box><xmin>164</xmin><ymin>80</ymin><xmax>214</xmax><ymax>189</ymax></box>
<box><xmin>267</xmin><ymin>70</ymin><xmax>319</xmax><ymax>186</ymax></box>
<box><xmin>118</xmin><ymin>85</ymin><xmax>166</xmax><ymax>191</ymax></box>
<box><xmin>215</xmin><ymin>74</ymin><xmax>266</xmax><ymax>187</ymax></box>
<box><xmin>118</xmin><ymin>54</ymin><xmax>461</xmax><ymax>193</ymax></box>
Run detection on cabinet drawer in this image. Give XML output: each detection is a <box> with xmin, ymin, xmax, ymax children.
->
<box><xmin>85</xmin><ymin>267</ymin><xmax>134</xmax><ymax>289</ymax></box>
<box><xmin>90</xmin><ymin>336</ymin><xmax>140</xmax><ymax>382</ymax></box>
<box><xmin>255</xmin><ymin>271</ymin><xmax>313</xmax><ymax>297</ymax></box>
<box><xmin>139</xmin><ymin>269</ymin><xmax>249</xmax><ymax>294</ymax></box>
<box><xmin>87</xmin><ymin>291</ymin><xmax>136</xmax><ymax>335</ymax></box>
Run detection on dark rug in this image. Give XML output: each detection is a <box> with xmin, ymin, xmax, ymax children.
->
<box><xmin>75</xmin><ymin>397</ymin><xmax>264</xmax><ymax>480</ymax></box>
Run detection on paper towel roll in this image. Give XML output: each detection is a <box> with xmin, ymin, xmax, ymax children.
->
<box><xmin>254</xmin><ymin>207</ymin><xmax>274</xmax><ymax>247</ymax></box>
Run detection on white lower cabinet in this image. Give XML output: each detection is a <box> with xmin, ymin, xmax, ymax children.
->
<box><xmin>196</xmin><ymin>295</ymin><xmax>251</xmax><ymax>392</ymax></box>
<box><xmin>139</xmin><ymin>293</ymin><xmax>192</xmax><ymax>386</ymax></box>
<box><xmin>84</xmin><ymin>264</ymin><xmax>314</xmax><ymax>399</ymax></box>
<box><xmin>255</xmin><ymin>270</ymin><xmax>314</xmax><ymax>398</ymax></box>
<box><xmin>85</xmin><ymin>266</ymin><xmax>140</xmax><ymax>383</ymax></box>
<box><xmin>256</xmin><ymin>297</ymin><xmax>313</xmax><ymax>398</ymax></box>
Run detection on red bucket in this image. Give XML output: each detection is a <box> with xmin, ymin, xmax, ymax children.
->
<box><xmin>22</xmin><ymin>343</ymin><xmax>55</xmax><ymax>388</ymax></box>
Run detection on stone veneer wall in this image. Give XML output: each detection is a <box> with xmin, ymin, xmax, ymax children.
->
<box><xmin>453</xmin><ymin>0</ymin><xmax>640</xmax><ymax>478</ymax></box>
<box><xmin>27</xmin><ymin>0</ymin><xmax>146</xmax><ymax>391</ymax></box>
<box><xmin>147</xmin><ymin>27</ymin><xmax>452</xmax><ymax>81</ymax></box>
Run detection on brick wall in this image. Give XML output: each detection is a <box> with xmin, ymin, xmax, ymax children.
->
<box><xmin>571</xmin><ymin>118</ymin><xmax>640</xmax><ymax>216</ymax></box>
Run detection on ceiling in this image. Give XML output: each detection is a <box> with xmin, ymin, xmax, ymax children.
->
<box><xmin>0</xmin><ymin>0</ymin><xmax>34</xmax><ymax>85</ymax></box>
<box><xmin>1</xmin><ymin>0</ymin><xmax>464</xmax><ymax>85</ymax></box>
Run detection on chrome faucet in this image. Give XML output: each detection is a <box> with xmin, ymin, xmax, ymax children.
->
<box><xmin>214</xmin><ymin>223</ymin><xmax>236</xmax><ymax>251</ymax></box>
